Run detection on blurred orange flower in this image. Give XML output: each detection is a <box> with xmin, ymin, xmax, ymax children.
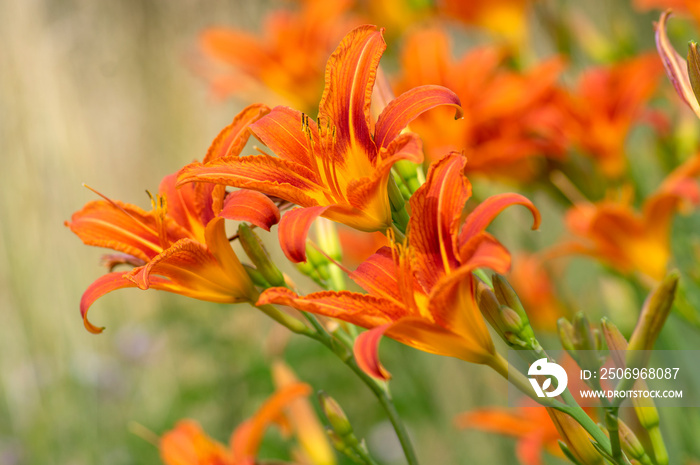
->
<box><xmin>179</xmin><ymin>25</ymin><xmax>462</xmax><ymax>263</ymax></box>
<box><xmin>436</xmin><ymin>0</ymin><xmax>532</xmax><ymax>45</ymax></box>
<box><xmin>557</xmin><ymin>153</ymin><xmax>700</xmax><ymax>281</ymax></box>
<box><xmin>508</xmin><ymin>253</ymin><xmax>565</xmax><ymax>331</ymax></box>
<box><xmin>456</xmin><ymin>405</ymin><xmax>562</xmax><ymax>465</ymax></box>
<box><xmin>272</xmin><ymin>361</ymin><xmax>336</xmax><ymax>465</ymax></box>
<box><xmin>66</xmin><ymin>105</ymin><xmax>276</xmax><ymax>333</ymax></box>
<box><xmin>259</xmin><ymin>153</ymin><xmax>540</xmax><ymax>379</ymax></box>
<box><xmin>563</xmin><ymin>54</ymin><xmax>663</xmax><ymax>177</ymax></box>
<box><xmin>199</xmin><ymin>0</ymin><xmax>357</xmax><ymax>112</ymax></box>
<box><xmin>636</xmin><ymin>0</ymin><xmax>700</xmax><ymax>26</ymax></box>
<box><xmin>395</xmin><ymin>28</ymin><xmax>567</xmax><ymax>179</ymax></box>
<box><xmin>160</xmin><ymin>382</ymin><xmax>314</xmax><ymax>465</ymax></box>
<box><xmin>457</xmin><ymin>406</ymin><xmax>601</xmax><ymax>465</ymax></box>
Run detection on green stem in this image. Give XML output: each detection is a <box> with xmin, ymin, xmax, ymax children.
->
<box><xmin>605</xmin><ymin>407</ymin><xmax>623</xmax><ymax>463</ymax></box>
<box><xmin>255</xmin><ymin>303</ymin><xmax>310</xmax><ymax>335</ymax></box>
<box><xmin>302</xmin><ymin>314</ymin><xmax>419</xmax><ymax>465</ymax></box>
<box><xmin>558</xmin><ymin>390</ymin><xmax>612</xmax><ymax>455</ymax></box>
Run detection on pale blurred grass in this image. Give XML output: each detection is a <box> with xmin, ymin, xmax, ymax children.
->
<box><xmin>0</xmin><ymin>1</ymin><xmax>521</xmax><ymax>464</ymax></box>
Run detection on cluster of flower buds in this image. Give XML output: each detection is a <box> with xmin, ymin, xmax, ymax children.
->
<box><xmin>476</xmin><ymin>274</ymin><xmax>539</xmax><ymax>351</ymax></box>
<box><xmin>558</xmin><ymin>313</ymin><xmax>606</xmax><ymax>387</ymax></box>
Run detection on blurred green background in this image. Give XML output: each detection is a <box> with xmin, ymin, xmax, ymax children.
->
<box><xmin>2</xmin><ymin>0</ymin><xmax>700</xmax><ymax>464</ymax></box>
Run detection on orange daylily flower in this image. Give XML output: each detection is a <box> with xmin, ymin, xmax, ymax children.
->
<box><xmin>199</xmin><ymin>0</ymin><xmax>357</xmax><ymax>112</ymax></box>
<box><xmin>179</xmin><ymin>25</ymin><xmax>462</xmax><ymax>263</ymax></box>
<box><xmin>563</xmin><ymin>54</ymin><xmax>664</xmax><ymax>177</ymax></box>
<box><xmin>66</xmin><ymin>105</ymin><xmax>278</xmax><ymax>333</ymax></box>
<box><xmin>160</xmin><ymin>382</ymin><xmax>314</xmax><ymax>465</ymax></box>
<box><xmin>258</xmin><ymin>153</ymin><xmax>540</xmax><ymax>379</ymax></box>
<box><xmin>556</xmin><ymin>153</ymin><xmax>700</xmax><ymax>281</ymax></box>
<box><xmin>394</xmin><ymin>28</ymin><xmax>567</xmax><ymax>179</ymax></box>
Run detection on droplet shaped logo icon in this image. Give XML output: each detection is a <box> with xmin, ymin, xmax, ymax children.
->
<box><xmin>528</xmin><ymin>358</ymin><xmax>568</xmax><ymax>398</ymax></box>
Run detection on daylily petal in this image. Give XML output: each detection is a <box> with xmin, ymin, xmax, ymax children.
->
<box><xmin>257</xmin><ymin>287</ymin><xmax>405</xmax><ymax>329</ymax></box>
<box><xmin>159</xmin><ymin>174</ymin><xmax>212</xmax><ymax>242</ymax></box>
<box><xmin>455</xmin><ymin>408</ymin><xmax>538</xmax><ymax>437</ymax></box>
<box><xmin>345</xmin><ymin>133</ymin><xmax>422</xmax><ymax>224</ymax></box>
<box><xmin>204</xmin><ymin>217</ymin><xmax>257</xmax><ymax>301</ymax></box>
<box><xmin>271</xmin><ymin>361</ymin><xmax>336</xmax><ymax>465</ymax></box>
<box><xmin>204</xmin><ymin>103</ymin><xmax>271</xmax><ymax>163</ymax></box>
<box><xmin>459</xmin><ymin>193</ymin><xmax>540</xmax><ymax>247</ymax></box>
<box><xmin>374</xmin><ymin>85</ymin><xmax>463</xmax><ymax>150</ymax></box>
<box><xmin>427</xmin><ymin>266</ymin><xmax>494</xmax><ymax>363</ymax></box>
<box><xmin>80</xmin><ymin>272</ymin><xmax>138</xmax><ymax>334</ymax></box>
<box><xmin>385</xmin><ymin>316</ymin><xmax>488</xmax><ymax>361</ymax></box>
<box><xmin>219</xmin><ymin>190</ymin><xmax>281</xmax><ymax>231</ymax></box>
<box><xmin>249</xmin><ymin>106</ymin><xmax>319</xmax><ymax>167</ymax></box>
<box><xmin>160</xmin><ymin>420</ymin><xmax>232</xmax><ymax>465</ymax></box>
<box><xmin>349</xmin><ymin>246</ymin><xmax>401</xmax><ymax>303</ymax></box>
<box><xmin>459</xmin><ymin>231</ymin><xmax>512</xmax><ymax>273</ymax></box>
<box><xmin>230</xmin><ymin>383</ymin><xmax>312</xmax><ymax>464</ymax></box>
<box><xmin>278</xmin><ymin>206</ymin><xmax>328</xmax><ymax>263</ymax></box>
<box><xmin>655</xmin><ymin>10</ymin><xmax>700</xmax><ymax>118</ymax></box>
<box><xmin>354</xmin><ymin>324</ymin><xmax>393</xmax><ymax>381</ymax></box>
<box><xmin>516</xmin><ymin>432</ymin><xmax>546</xmax><ymax>465</ymax></box>
<box><xmin>318</xmin><ymin>25</ymin><xmax>386</xmax><ymax>159</ymax></box>
<box><xmin>100</xmin><ymin>253</ymin><xmax>146</xmax><ymax>271</ymax></box>
<box><xmin>201</xmin><ymin>28</ymin><xmax>270</xmax><ymax>68</ymax></box>
<box><xmin>66</xmin><ymin>199</ymin><xmax>189</xmax><ymax>262</ymax></box>
<box><xmin>127</xmin><ymin>238</ymin><xmax>249</xmax><ymax>303</ymax></box>
<box><xmin>409</xmin><ymin>153</ymin><xmax>471</xmax><ymax>289</ymax></box>
<box><xmin>177</xmin><ymin>155</ymin><xmax>325</xmax><ymax>208</ymax></box>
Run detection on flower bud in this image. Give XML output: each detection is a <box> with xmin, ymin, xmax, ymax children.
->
<box><xmin>476</xmin><ymin>281</ymin><xmax>536</xmax><ymax>348</ymax></box>
<box><xmin>318</xmin><ymin>392</ymin><xmax>354</xmax><ymax>438</ymax></box>
<box><xmin>548</xmin><ymin>409</ymin><xmax>603</xmax><ymax>465</ymax></box>
<box><xmin>627</xmin><ymin>271</ymin><xmax>679</xmax><ymax>353</ymax></box>
<box><xmin>238</xmin><ymin>224</ymin><xmax>286</xmax><ymax>287</ymax></box>
<box><xmin>476</xmin><ymin>281</ymin><xmax>502</xmax><ymax>335</ymax></box>
<box><xmin>688</xmin><ymin>41</ymin><xmax>700</xmax><ymax>105</ymax></box>
<box><xmin>558</xmin><ymin>318</ymin><xmax>576</xmax><ymax>353</ymax></box>
<box><xmin>492</xmin><ymin>274</ymin><xmax>525</xmax><ymax>316</ymax></box>
<box><xmin>618</xmin><ymin>420</ymin><xmax>653</xmax><ymax>464</ymax></box>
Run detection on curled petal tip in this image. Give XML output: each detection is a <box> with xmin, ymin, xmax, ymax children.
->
<box><xmin>354</xmin><ymin>324</ymin><xmax>392</xmax><ymax>381</ymax></box>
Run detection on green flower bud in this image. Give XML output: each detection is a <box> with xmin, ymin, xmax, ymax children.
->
<box><xmin>238</xmin><ymin>224</ymin><xmax>285</xmax><ymax>287</ymax></box>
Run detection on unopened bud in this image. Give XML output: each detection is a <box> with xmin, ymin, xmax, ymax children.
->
<box><xmin>688</xmin><ymin>41</ymin><xmax>700</xmax><ymax>105</ymax></box>
<box><xmin>298</xmin><ymin>246</ymin><xmax>332</xmax><ymax>287</ymax></box>
<box><xmin>549</xmin><ymin>409</ymin><xmax>603</xmax><ymax>465</ymax></box>
<box><xmin>243</xmin><ymin>264</ymin><xmax>271</xmax><ymax>288</ymax></box>
<box><xmin>492</xmin><ymin>274</ymin><xmax>525</xmax><ymax>315</ymax></box>
<box><xmin>619</xmin><ymin>420</ymin><xmax>653</xmax><ymax>464</ymax></box>
<box><xmin>558</xmin><ymin>318</ymin><xmax>576</xmax><ymax>353</ymax></box>
<box><xmin>573</xmin><ymin>313</ymin><xmax>602</xmax><ymax>373</ymax></box>
<box><xmin>318</xmin><ymin>392</ymin><xmax>354</xmax><ymax>438</ymax></box>
<box><xmin>393</xmin><ymin>159</ymin><xmax>424</xmax><ymax>195</ymax></box>
<box><xmin>628</xmin><ymin>271</ymin><xmax>679</xmax><ymax>352</ymax></box>
<box><xmin>238</xmin><ymin>224</ymin><xmax>285</xmax><ymax>287</ymax></box>
<box><xmin>476</xmin><ymin>282</ymin><xmax>502</xmax><ymax>335</ymax></box>
<box><xmin>476</xmin><ymin>281</ymin><xmax>536</xmax><ymax>348</ymax></box>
